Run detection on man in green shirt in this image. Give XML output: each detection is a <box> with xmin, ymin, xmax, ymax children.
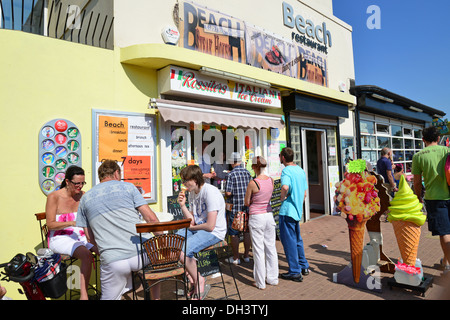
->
<box><xmin>412</xmin><ymin>126</ymin><xmax>450</xmax><ymax>273</ymax></box>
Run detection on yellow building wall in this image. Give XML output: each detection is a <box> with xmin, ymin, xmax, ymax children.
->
<box><xmin>0</xmin><ymin>30</ymin><xmax>159</xmax><ymax>299</ymax></box>
<box><xmin>0</xmin><ymin>29</ymin><xmax>286</xmax><ymax>300</ymax></box>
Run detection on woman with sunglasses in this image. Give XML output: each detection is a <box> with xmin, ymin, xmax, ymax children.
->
<box><xmin>45</xmin><ymin>165</ymin><xmax>99</xmax><ymax>300</ymax></box>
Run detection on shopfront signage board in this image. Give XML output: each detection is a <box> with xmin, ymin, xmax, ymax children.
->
<box><xmin>158</xmin><ymin>66</ymin><xmax>281</xmax><ymax>109</ymax></box>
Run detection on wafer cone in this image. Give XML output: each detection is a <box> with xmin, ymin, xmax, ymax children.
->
<box><xmin>346</xmin><ymin>217</ymin><xmax>369</xmax><ymax>283</ymax></box>
<box><xmin>391</xmin><ymin>220</ymin><xmax>421</xmax><ymax>266</ymax></box>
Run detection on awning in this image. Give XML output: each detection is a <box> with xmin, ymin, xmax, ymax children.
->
<box><xmin>283</xmin><ymin>93</ymin><xmax>349</xmax><ymax>118</ymax></box>
<box><xmin>155</xmin><ymin>99</ymin><xmax>284</xmax><ymax>129</ymax></box>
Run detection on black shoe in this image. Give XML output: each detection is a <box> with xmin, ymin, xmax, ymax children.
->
<box><xmin>280</xmin><ymin>272</ymin><xmax>303</xmax><ymax>282</ymax></box>
<box><xmin>302</xmin><ymin>269</ymin><xmax>310</xmax><ymax>276</ymax></box>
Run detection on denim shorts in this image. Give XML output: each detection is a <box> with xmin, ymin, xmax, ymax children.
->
<box><xmin>177</xmin><ymin>229</ymin><xmax>220</xmax><ymax>258</ymax></box>
<box><xmin>424</xmin><ymin>199</ymin><xmax>450</xmax><ymax>236</ymax></box>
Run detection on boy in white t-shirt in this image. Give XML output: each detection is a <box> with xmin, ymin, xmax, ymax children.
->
<box><xmin>178</xmin><ymin>165</ymin><xmax>226</xmax><ymax>300</ymax></box>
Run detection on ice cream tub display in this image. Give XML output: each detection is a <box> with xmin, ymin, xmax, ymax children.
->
<box><xmin>38</xmin><ymin>119</ymin><xmax>82</xmax><ymax>195</ymax></box>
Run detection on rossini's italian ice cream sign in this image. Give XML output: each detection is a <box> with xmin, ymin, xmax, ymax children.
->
<box><xmin>158</xmin><ymin>66</ymin><xmax>281</xmax><ymax>109</ymax></box>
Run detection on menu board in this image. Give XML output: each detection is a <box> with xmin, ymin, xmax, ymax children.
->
<box><xmin>93</xmin><ymin>110</ymin><xmax>157</xmax><ymax>203</ymax></box>
<box><xmin>39</xmin><ymin>119</ymin><xmax>82</xmax><ymax>195</ymax></box>
<box><xmin>270</xmin><ymin>178</ymin><xmax>281</xmax><ymax>238</ymax></box>
<box><xmin>167</xmin><ymin>195</ymin><xmax>185</xmax><ymax>221</ymax></box>
<box><xmin>197</xmin><ymin>250</ymin><xmax>220</xmax><ymax>277</ymax></box>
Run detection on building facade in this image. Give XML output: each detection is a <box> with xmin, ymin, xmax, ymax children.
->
<box><xmin>0</xmin><ymin>0</ymin><xmax>357</xmax><ymax>298</ymax></box>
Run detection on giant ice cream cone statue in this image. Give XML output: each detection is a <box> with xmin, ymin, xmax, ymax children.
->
<box><xmin>334</xmin><ymin>160</ymin><xmax>380</xmax><ymax>283</ymax></box>
<box><xmin>388</xmin><ymin>175</ymin><xmax>425</xmax><ymax>267</ymax></box>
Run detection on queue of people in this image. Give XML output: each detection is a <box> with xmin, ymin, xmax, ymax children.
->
<box><xmin>176</xmin><ymin>147</ymin><xmax>309</xmax><ymax>294</ymax></box>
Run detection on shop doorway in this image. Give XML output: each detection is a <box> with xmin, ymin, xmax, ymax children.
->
<box><xmin>301</xmin><ymin>128</ymin><xmax>329</xmax><ymax>221</ymax></box>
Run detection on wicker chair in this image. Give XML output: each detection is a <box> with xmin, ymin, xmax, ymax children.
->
<box><xmin>133</xmin><ymin>218</ymin><xmax>191</xmax><ymax>300</ymax></box>
<box><xmin>34</xmin><ymin>212</ymin><xmax>100</xmax><ymax>299</ymax></box>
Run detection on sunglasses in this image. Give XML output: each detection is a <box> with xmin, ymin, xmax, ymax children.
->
<box><xmin>70</xmin><ymin>181</ymin><xmax>86</xmax><ymax>187</ymax></box>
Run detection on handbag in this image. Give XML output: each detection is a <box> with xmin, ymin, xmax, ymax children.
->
<box><xmin>231</xmin><ymin>210</ymin><xmax>248</xmax><ymax>232</ymax></box>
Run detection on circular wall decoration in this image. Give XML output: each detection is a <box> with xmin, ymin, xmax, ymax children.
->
<box><xmin>38</xmin><ymin>119</ymin><xmax>82</xmax><ymax>195</ymax></box>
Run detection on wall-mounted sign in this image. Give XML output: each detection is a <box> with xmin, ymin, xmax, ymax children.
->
<box><xmin>158</xmin><ymin>66</ymin><xmax>281</xmax><ymax>108</ymax></box>
<box><xmin>93</xmin><ymin>110</ymin><xmax>157</xmax><ymax>203</ymax></box>
<box><xmin>39</xmin><ymin>119</ymin><xmax>82</xmax><ymax>195</ymax></box>
<box><xmin>178</xmin><ymin>1</ymin><xmax>246</xmax><ymax>63</ymax></box>
<box><xmin>282</xmin><ymin>1</ymin><xmax>332</xmax><ymax>51</ymax></box>
<box><xmin>176</xmin><ymin>1</ymin><xmax>330</xmax><ymax>87</ymax></box>
<box><xmin>245</xmin><ymin>24</ymin><xmax>328</xmax><ymax>87</ymax></box>
<box><xmin>161</xmin><ymin>25</ymin><xmax>180</xmax><ymax>45</ymax></box>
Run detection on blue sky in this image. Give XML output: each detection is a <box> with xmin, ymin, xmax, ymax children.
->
<box><xmin>333</xmin><ymin>0</ymin><xmax>450</xmax><ymax>117</ymax></box>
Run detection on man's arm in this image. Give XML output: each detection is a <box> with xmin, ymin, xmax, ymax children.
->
<box><xmin>137</xmin><ymin>204</ymin><xmax>159</xmax><ymax>223</ymax></box>
<box><xmin>386</xmin><ymin>170</ymin><xmax>398</xmax><ymax>191</ymax></box>
<box><xmin>413</xmin><ymin>174</ymin><xmax>423</xmax><ymax>203</ymax></box>
<box><xmin>280</xmin><ymin>185</ymin><xmax>289</xmax><ymax>202</ymax></box>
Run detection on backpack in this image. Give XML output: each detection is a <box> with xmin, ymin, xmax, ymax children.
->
<box><xmin>445</xmin><ymin>153</ymin><xmax>450</xmax><ymax>186</ymax></box>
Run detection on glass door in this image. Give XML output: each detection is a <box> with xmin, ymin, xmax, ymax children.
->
<box><xmin>301</xmin><ymin>128</ymin><xmax>329</xmax><ymax>221</ymax></box>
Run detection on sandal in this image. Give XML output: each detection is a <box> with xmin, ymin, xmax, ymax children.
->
<box><xmin>191</xmin><ymin>284</ymin><xmax>211</xmax><ymax>300</ymax></box>
<box><xmin>187</xmin><ymin>286</ymin><xmax>195</xmax><ymax>298</ymax></box>
<box><xmin>440</xmin><ymin>258</ymin><xmax>450</xmax><ymax>267</ymax></box>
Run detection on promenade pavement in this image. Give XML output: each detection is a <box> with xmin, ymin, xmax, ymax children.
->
<box><xmin>194</xmin><ymin>214</ymin><xmax>449</xmax><ymax>300</ymax></box>
<box><xmin>128</xmin><ymin>214</ymin><xmax>449</xmax><ymax>301</ymax></box>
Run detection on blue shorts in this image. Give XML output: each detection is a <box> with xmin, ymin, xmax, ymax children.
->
<box><xmin>177</xmin><ymin>229</ymin><xmax>220</xmax><ymax>258</ymax></box>
<box><xmin>424</xmin><ymin>199</ymin><xmax>450</xmax><ymax>236</ymax></box>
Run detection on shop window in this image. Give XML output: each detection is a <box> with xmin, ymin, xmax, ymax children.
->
<box><xmin>376</xmin><ymin>123</ymin><xmax>390</xmax><ymax>134</ymax></box>
<box><xmin>377</xmin><ymin>136</ymin><xmax>391</xmax><ymax>149</ymax></box>
<box><xmin>360</xmin><ymin>115</ymin><xmax>424</xmax><ymax>177</ymax></box>
<box><xmin>393</xmin><ymin>151</ymin><xmax>404</xmax><ymax>161</ymax></box>
<box><xmin>403</xmin><ymin>128</ymin><xmax>412</xmax><ymax>137</ymax></box>
<box><xmin>290</xmin><ymin>124</ymin><xmax>302</xmax><ymax>167</ymax></box>
<box><xmin>170</xmin><ymin>123</ymin><xmax>265</xmax><ymax>193</ymax></box>
<box><xmin>404</xmin><ymin>139</ymin><xmax>413</xmax><ymax>149</ymax></box>
<box><xmin>392</xmin><ymin>125</ymin><xmax>402</xmax><ymax>137</ymax></box>
<box><xmin>405</xmin><ymin>162</ymin><xmax>412</xmax><ymax>173</ymax></box>
<box><xmin>360</xmin><ymin>120</ymin><xmax>374</xmax><ymax>134</ymax></box>
<box><xmin>414</xmin><ymin>129</ymin><xmax>422</xmax><ymax>139</ymax></box>
<box><xmin>341</xmin><ymin>137</ymin><xmax>354</xmax><ymax>172</ymax></box>
<box><xmin>361</xmin><ymin>136</ymin><xmax>376</xmax><ymax>149</ymax></box>
<box><xmin>405</xmin><ymin>151</ymin><xmax>414</xmax><ymax>161</ymax></box>
<box><xmin>392</xmin><ymin>138</ymin><xmax>403</xmax><ymax>149</ymax></box>
<box><xmin>326</xmin><ymin>127</ymin><xmax>338</xmax><ymax>167</ymax></box>
<box><xmin>171</xmin><ymin>125</ymin><xmax>189</xmax><ymax>194</ymax></box>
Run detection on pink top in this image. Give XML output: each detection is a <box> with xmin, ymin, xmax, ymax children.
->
<box><xmin>249</xmin><ymin>178</ymin><xmax>273</xmax><ymax>215</ymax></box>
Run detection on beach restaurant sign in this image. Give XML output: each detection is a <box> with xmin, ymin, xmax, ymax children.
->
<box><xmin>158</xmin><ymin>66</ymin><xmax>281</xmax><ymax>109</ymax></box>
<box><xmin>177</xmin><ymin>1</ymin><xmax>329</xmax><ymax>87</ymax></box>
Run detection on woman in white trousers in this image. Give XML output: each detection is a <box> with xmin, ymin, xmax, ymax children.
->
<box><xmin>244</xmin><ymin>156</ymin><xmax>279</xmax><ymax>289</ymax></box>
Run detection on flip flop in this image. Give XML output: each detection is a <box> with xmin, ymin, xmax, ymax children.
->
<box><xmin>191</xmin><ymin>284</ymin><xmax>211</xmax><ymax>300</ymax></box>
